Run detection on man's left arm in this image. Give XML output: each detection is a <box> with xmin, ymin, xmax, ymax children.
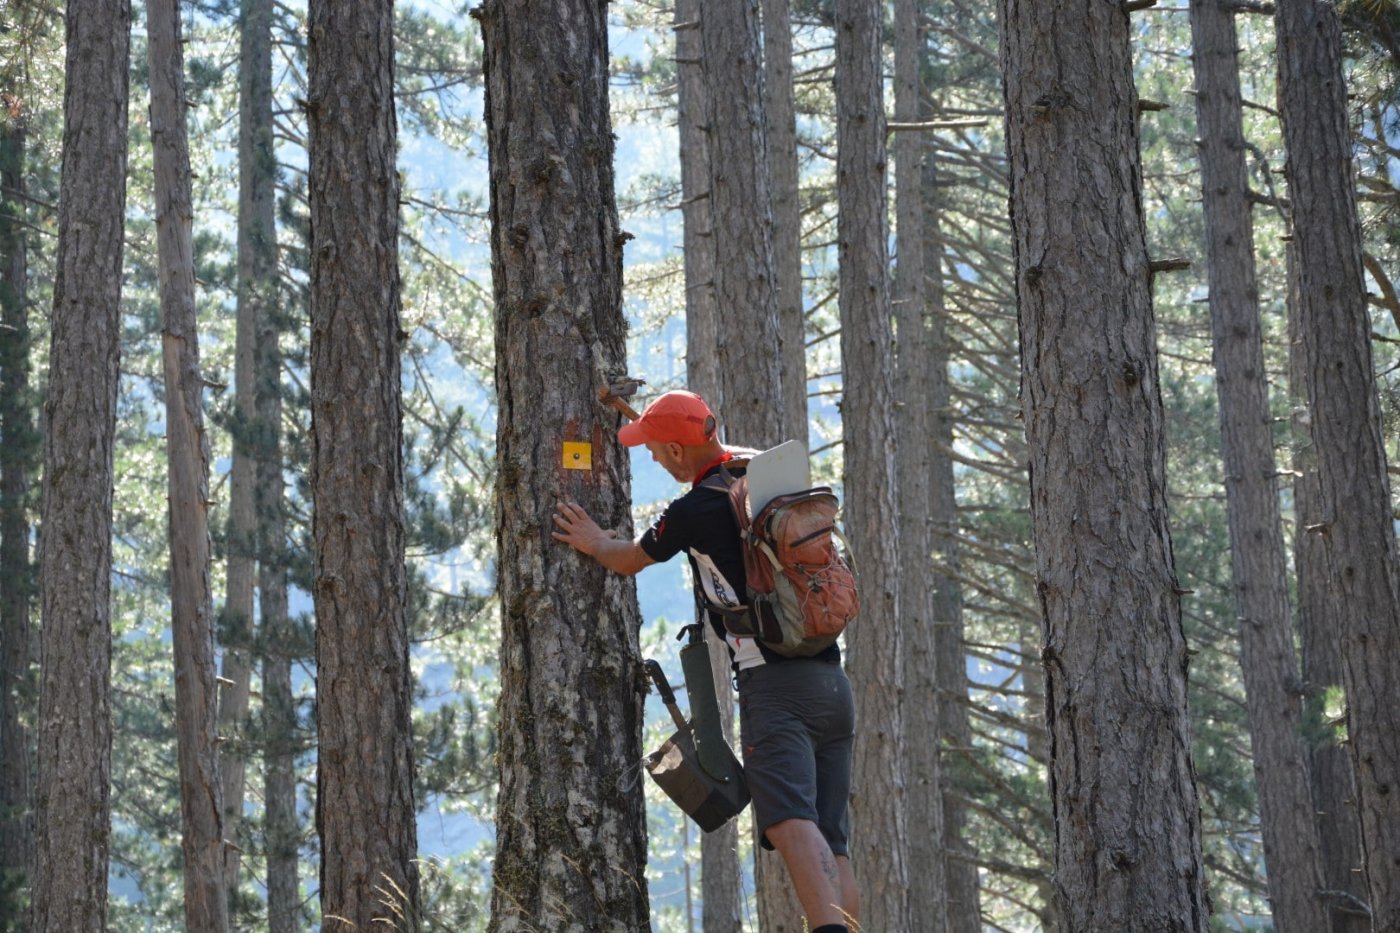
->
<box><xmin>552</xmin><ymin>500</ymin><xmax>656</xmax><ymax>576</ymax></box>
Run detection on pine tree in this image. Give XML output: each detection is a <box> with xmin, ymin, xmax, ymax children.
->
<box><xmin>307</xmin><ymin>0</ymin><xmax>420</xmax><ymax>924</ymax></box>
<box><xmin>476</xmin><ymin>2</ymin><xmax>651</xmax><ymax>928</ymax></box>
<box><xmin>31</xmin><ymin>2</ymin><xmax>131</xmax><ymax>929</ymax></box>
<box><xmin>1000</xmin><ymin>1</ymin><xmax>1210</xmax><ymax>926</ymax></box>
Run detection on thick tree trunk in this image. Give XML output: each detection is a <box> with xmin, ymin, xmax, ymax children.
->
<box><xmin>307</xmin><ymin>1</ymin><xmax>420</xmax><ymax>925</ymax></box>
<box><xmin>0</xmin><ymin>103</ymin><xmax>33</xmax><ymax>930</ymax></box>
<box><xmin>30</xmin><ymin>3</ymin><xmax>131</xmax><ymax>930</ymax></box>
<box><xmin>676</xmin><ymin>3</ymin><xmax>745</xmax><ymax>929</ymax></box>
<box><xmin>1289</xmin><ymin>249</ymin><xmax>1371</xmax><ymax>933</ymax></box>
<box><xmin>477</xmin><ymin>4</ymin><xmax>651</xmax><ymax>930</ymax></box>
<box><xmin>1276</xmin><ymin>3</ymin><xmax>1400</xmax><ymax>928</ymax></box>
<box><xmin>835</xmin><ymin>1</ymin><xmax>907</xmax><ymax>929</ymax></box>
<box><xmin>218</xmin><ymin>0</ymin><xmax>275</xmax><ymax>899</ymax></box>
<box><xmin>1000</xmin><ymin>3</ymin><xmax>1210</xmax><ymax>928</ymax></box>
<box><xmin>761</xmin><ymin>0</ymin><xmax>807</xmax><ymax>448</ymax></box>
<box><xmin>147</xmin><ymin>0</ymin><xmax>229</xmax><ymax>926</ymax></box>
<box><xmin>702</xmin><ymin>0</ymin><xmax>785</xmax><ymax>442</ymax></box>
<box><xmin>1189</xmin><ymin>3</ymin><xmax>1329</xmax><ymax>929</ymax></box>
<box><xmin>893</xmin><ymin>2</ymin><xmax>948</xmax><ymax>929</ymax></box>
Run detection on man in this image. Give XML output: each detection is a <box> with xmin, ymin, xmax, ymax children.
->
<box><xmin>551</xmin><ymin>390</ymin><xmax>858</xmax><ymax>932</ymax></box>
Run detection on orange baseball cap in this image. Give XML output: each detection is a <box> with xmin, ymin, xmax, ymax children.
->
<box><xmin>618</xmin><ymin>390</ymin><xmax>718</xmax><ymax>447</ymax></box>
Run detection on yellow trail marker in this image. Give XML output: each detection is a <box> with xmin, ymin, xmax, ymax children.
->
<box><xmin>563</xmin><ymin>441</ymin><xmax>593</xmax><ymax>471</ymax></box>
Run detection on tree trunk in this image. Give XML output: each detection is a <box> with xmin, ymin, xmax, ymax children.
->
<box><xmin>1289</xmin><ymin>248</ymin><xmax>1371</xmax><ymax>933</ymax></box>
<box><xmin>676</xmin><ymin>3</ymin><xmax>745</xmax><ymax>929</ymax></box>
<box><xmin>835</xmin><ymin>0</ymin><xmax>907</xmax><ymax>929</ymax></box>
<box><xmin>251</xmin><ymin>7</ymin><xmax>297</xmax><ymax>914</ymax></box>
<box><xmin>0</xmin><ymin>100</ymin><xmax>33</xmax><ymax>931</ymax></box>
<box><xmin>920</xmin><ymin>87</ymin><xmax>982</xmax><ymax>933</ymax></box>
<box><xmin>477</xmin><ymin>4</ymin><xmax>651</xmax><ymax>929</ymax></box>
<box><xmin>147</xmin><ymin>0</ymin><xmax>229</xmax><ymax>926</ymax></box>
<box><xmin>1000</xmin><ymin>3</ymin><xmax>1210</xmax><ymax>928</ymax></box>
<box><xmin>307</xmin><ymin>0</ymin><xmax>420</xmax><ymax>925</ymax></box>
<box><xmin>893</xmin><ymin>1</ymin><xmax>948</xmax><ymax>929</ymax></box>
<box><xmin>761</xmin><ymin>0</ymin><xmax>807</xmax><ymax>448</ymax></box>
<box><xmin>1189</xmin><ymin>3</ymin><xmax>1329</xmax><ymax>929</ymax></box>
<box><xmin>260</xmin><ymin>357</ymin><xmax>296</xmax><ymax>933</ymax></box>
<box><xmin>702</xmin><ymin>0</ymin><xmax>785</xmax><ymax>443</ymax></box>
<box><xmin>218</xmin><ymin>0</ymin><xmax>275</xmax><ymax>900</ymax></box>
<box><xmin>30</xmin><ymin>3</ymin><xmax>131</xmax><ymax>930</ymax></box>
<box><xmin>1276</xmin><ymin>3</ymin><xmax>1400</xmax><ymax>927</ymax></box>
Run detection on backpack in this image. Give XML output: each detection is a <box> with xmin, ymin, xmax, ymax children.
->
<box><xmin>702</xmin><ymin>463</ymin><xmax>860</xmax><ymax>657</ymax></box>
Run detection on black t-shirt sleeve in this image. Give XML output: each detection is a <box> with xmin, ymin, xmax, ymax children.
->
<box><xmin>638</xmin><ymin>497</ymin><xmax>693</xmax><ymax>563</ymax></box>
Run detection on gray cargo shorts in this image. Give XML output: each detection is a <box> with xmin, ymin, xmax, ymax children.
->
<box><xmin>737</xmin><ymin>658</ymin><xmax>854</xmax><ymax>856</ymax></box>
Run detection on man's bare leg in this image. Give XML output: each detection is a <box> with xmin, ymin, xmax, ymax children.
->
<box><xmin>765</xmin><ymin>818</ymin><xmax>846</xmax><ymax>927</ymax></box>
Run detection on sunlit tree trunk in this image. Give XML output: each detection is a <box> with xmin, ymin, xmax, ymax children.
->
<box><xmin>1189</xmin><ymin>3</ymin><xmax>1329</xmax><ymax>929</ymax></box>
<box><xmin>702</xmin><ymin>0</ymin><xmax>784</xmax><ymax>439</ymax></box>
<box><xmin>1276</xmin><ymin>2</ymin><xmax>1400</xmax><ymax>927</ymax></box>
<box><xmin>477</xmin><ymin>3</ymin><xmax>651</xmax><ymax>929</ymax></box>
<box><xmin>1000</xmin><ymin>2</ymin><xmax>1209</xmax><ymax>927</ymax></box>
<box><xmin>835</xmin><ymin>0</ymin><xmax>907</xmax><ymax>929</ymax></box>
<box><xmin>893</xmin><ymin>1</ymin><xmax>947</xmax><ymax>929</ymax></box>
<box><xmin>762</xmin><ymin>0</ymin><xmax>807</xmax><ymax>448</ymax></box>
<box><xmin>0</xmin><ymin>98</ymin><xmax>33</xmax><ymax>931</ymax></box>
<box><xmin>147</xmin><ymin>0</ymin><xmax>228</xmax><ymax>925</ymax></box>
<box><xmin>307</xmin><ymin>0</ymin><xmax>420</xmax><ymax>924</ymax></box>
<box><xmin>30</xmin><ymin>3</ymin><xmax>131</xmax><ymax>930</ymax></box>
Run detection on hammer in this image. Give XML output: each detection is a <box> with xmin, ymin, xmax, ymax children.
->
<box><xmin>598</xmin><ymin>376</ymin><xmax>646</xmax><ymax>421</ymax></box>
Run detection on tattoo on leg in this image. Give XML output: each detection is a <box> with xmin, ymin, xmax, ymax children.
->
<box><xmin>820</xmin><ymin>849</ymin><xmax>840</xmax><ymax>888</ymax></box>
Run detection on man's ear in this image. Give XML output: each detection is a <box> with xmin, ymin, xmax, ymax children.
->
<box><xmin>666</xmin><ymin>441</ymin><xmax>685</xmax><ymax>461</ymax></box>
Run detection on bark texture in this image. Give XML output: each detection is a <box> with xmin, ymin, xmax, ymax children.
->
<box><xmin>701</xmin><ymin>0</ymin><xmax>785</xmax><ymax>442</ymax></box>
<box><xmin>676</xmin><ymin>2</ymin><xmax>745</xmax><ymax>928</ymax></box>
<box><xmin>147</xmin><ymin>0</ymin><xmax>229</xmax><ymax>925</ymax></box>
<box><xmin>1276</xmin><ymin>2</ymin><xmax>1400</xmax><ymax>928</ymax></box>
<box><xmin>0</xmin><ymin>99</ymin><xmax>33</xmax><ymax>928</ymax></box>
<box><xmin>307</xmin><ymin>0</ymin><xmax>420</xmax><ymax>924</ymax></box>
<box><xmin>1000</xmin><ymin>3</ymin><xmax>1210</xmax><ymax>928</ymax></box>
<box><xmin>30</xmin><ymin>3</ymin><xmax>131</xmax><ymax>930</ymax></box>
<box><xmin>762</xmin><ymin>0</ymin><xmax>808</xmax><ymax>448</ymax></box>
<box><xmin>835</xmin><ymin>0</ymin><xmax>907</xmax><ymax>928</ymax></box>
<box><xmin>1290</xmin><ymin>249</ymin><xmax>1370</xmax><ymax>932</ymax></box>
<box><xmin>893</xmin><ymin>1</ymin><xmax>948</xmax><ymax>929</ymax></box>
<box><xmin>1189</xmin><ymin>3</ymin><xmax>1329</xmax><ymax>929</ymax></box>
<box><xmin>478</xmin><ymin>4</ymin><xmax>651</xmax><ymax>930</ymax></box>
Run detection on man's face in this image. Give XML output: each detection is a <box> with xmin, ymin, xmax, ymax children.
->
<box><xmin>644</xmin><ymin>439</ymin><xmax>688</xmax><ymax>482</ymax></box>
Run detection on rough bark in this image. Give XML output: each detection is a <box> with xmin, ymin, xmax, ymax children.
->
<box><xmin>30</xmin><ymin>3</ymin><xmax>131</xmax><ymax>930</ymax></box>
<box><xmin>1189</xmin><ymin>3</ymin><xmax>1329</xmax><ymax>929</ymax></box>
<box><xmin>1288</xmin><ymin>251</ymin><xmax>1371</xmax><ymax>933</ymax></box>
<box><xmin>477</xmin><ymin>4</ymin><xmax>651</xmax><ymax>929</ymax></box>
<box><xmin>1276</xmin><ymin>3</ymin><xmax>1400</xmax><ymax>928</ymax></box>
<box><xmin>762</xmin><ymin>0</ymin><xmax>807</xmax><ymax>448</ymax></box>
<box><xmin>147</xmin><ymin>0</ymin><xmax>229</xmax><ymax>925</ymax></box>
<box><xmin>217</xmin><ymin>0</ymin><xmax>274</xmax><ymax>899</ymax></box>
<box><xmin>307</xmin><ymin>0</ymin><xmax>420</xmax><ymax>925</ymax></box>
<box><xmin>893</xmin><ymin>1</ymin><xmax>948</xmax><ymax>929</ymax></box>
<box><xmin>835</xmin><ymin>0</ymin><xmax>907</xmax><ymax>928</ymax></box>
<box><xmin>676</xmin><ymin>2</ymin><xmax>745</xmax><ymax>929</ymax></box>
<box><xmin>0</xmin><ymin>98</ymin><xmax>33</xmax><ymax>931</ymax></box>
<box><xmin>1000</xmin><ymin>3</ymin><xmax>1210</xmax><ymax>928</ymax></box>
<box><xmin>701</xmin><ymin>0</ymin><xmax>785</xmax><ymax>443</ymax></box>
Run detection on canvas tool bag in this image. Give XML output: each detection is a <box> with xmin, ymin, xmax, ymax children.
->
<box><xmin>642</xmin><ymin>655</ymin><xmax>748</xmax><ymax>833</ymax></box>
